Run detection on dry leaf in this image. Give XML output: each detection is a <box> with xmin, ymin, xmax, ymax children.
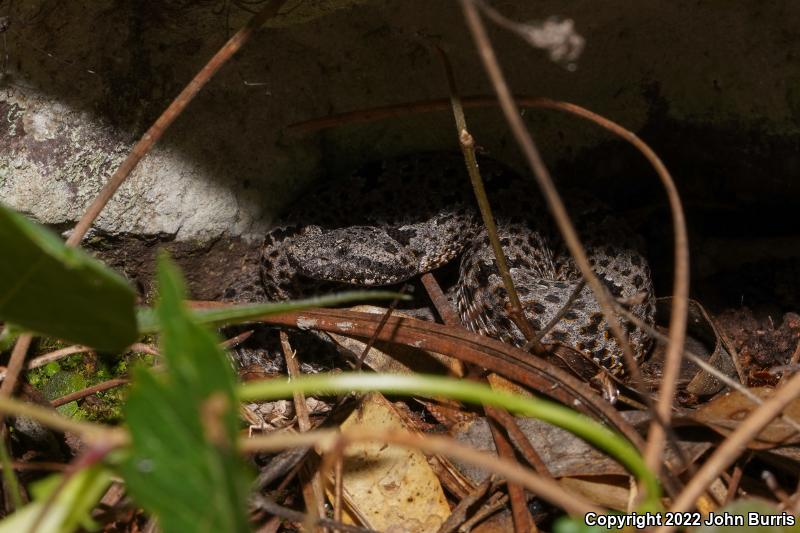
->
<box><xmin>649</xmin><ymin>298</ymin><xmax>742</xmax><ymax>397</ymax></box>
<box><xmin>559</xmin><ymin>476</ymin><xmax>631</xmax><ymax>511</ymax></box>
<box><xmin>451</xmin><ymin>415</ymin><xmax>709</xmax><ymax>482</ymax></box>
<box><xmin>686</xmin><ymin>387</ymin><xmax>800</xmax><ymax>448</ymax></box>
<box><xmin>330</xmin><ymin>392</ymin><xmax>451</xmax><ymax>532</ymax></box>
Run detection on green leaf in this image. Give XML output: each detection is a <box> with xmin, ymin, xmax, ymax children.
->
<box><xmin>120</xmin><ymin>254</ymin><xmax>251</xmax><ymax>533</ymax></box>
<box><xmin>136</xmin><ymin>290</ymin><xmax>410</xmax><ymax>333</ymax></box>
<box><xmin>554</xmin><ymin>516</ymin><xmax>609</xmax><ymax>533</ymax></box>
<box><xmin>0</xmin><ymin>323</ymin><xmax>22</xmax><ymax>351</ymax></box>
<box><xmin>0</xmin><ymin>465</ymin><xmax>112</xmax><ymax>533</ymax></box>
<box><xmin>0</xmin><ymin>204</ymin><xmax>137</xmax><ymax>352</ymax></box>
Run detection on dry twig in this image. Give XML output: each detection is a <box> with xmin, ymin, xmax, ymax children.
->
<box><xmin>333</xmin><ymin>452</ymin><xmax>344</xmax><ymax>527</ymax></box>
<box><xmin>616</xmin><ymin>305</ymin><xmax>800</xmax><ymax>434</ymax></box>
<box><xmin>488</xmin><ymin>407</ymin><xmax>553</xmax><ymax>479</ymax></box>
<box><xmin>529</xmin><ymin>279</ymin><xmax>586</xmax><ymax>349</ymax></box>
<box><xmin>762</xmin><ymin>470</ymin><xmax>792</xmax><ymax>509</ymax></box>
<box><xmin>459</xmin><ymin>0</ymin><xmax>641</xmax><ymax>394</ymax></box>
<box><xmin>0</xmin><ymin>333</ymin><xmax>32</xmax><ymax>507</ymax></box>
<box><xmin>420</xmin><ymin>272</ymin><xmax>466</xmax><ymax>377</ymax></box>
<box><xmin>660</xmin><ymin>371</ymin><xmax>800</xmax><ymax>529</ymax></box>
<box><xmin>279</xmin><ymin>331</ymin><xmax>326</xmax><ymax>527</ymax></box>
<box><xmin>459</xmin><ymin>491</ymin><xmax>510</xmax><ymax>532</ymax></box>
<box><xmin>723</xmin><ymin>461</ymin><xmax>745</xmax><ymax>505</ymax></box>
<box><xmin>434</xmin><ymin>44</ymin><xmax>540</xmax><ymax>349</ymax></box>
<box><xmin>420</xmin><ymin>273</ymin><xmax>460</xmax><ymax>327</ymax></box>
<box><xmin>355</xmin><ymin>285</ymin><xmax>410</xmax><ymax>370</ymax></box>
<box><xmin>0</xmin><ymin>344</ymin><xmax>90</xmax><ymax>382</ymax></box>
<box><xmin>487</xmin><ymin>413</ymin><xmax>534</xmax><ymax>531</ymax></box>
<box><xmin>50</xmin><ymin>378</ymin><xmax>129</xmax><ymax>408</ymax></box>
<box><xmin>0</xmin><ymin>335</ymin><xmax>32</xmax><ymax>399</ymax></box>
<box><xmin>462</xmin><ymin>0</ymin><xmax>690</xmax><ymax>480</ymax></box>
<box><xmin>252</xmin><ymin>494</ymin><xmax>376</xmax><ymax>533</ymax></box>
<box><xmin>1</xmin><ymin>1</ymin><xmax>286</xmax><ymax>509</ymax></box>
<box><xmin>192</xmin><ymin>302</ymin><xmax>649</xmax><ymax>452</ymax></box>
<box><xmin>243</xmin><ymin>428</ymin><xmax>603</xmax><ymax>517</ymax></box>
<box><xmin>66</xmin><ymin>0</ymin><xmax>287</xmax><ymax>247</ymax></box>
<box><xmin>437</xmin><ymin>476</ymin><xmax>495</xmax><ymax>533</ymax></box>
<box><xmin>436</xmin><ymin>48</ymin><xmax>554</xmax><ymax>527</ymax></box>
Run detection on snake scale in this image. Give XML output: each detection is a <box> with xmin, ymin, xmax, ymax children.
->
<box><xmin>259</xmin><ymin>152</ymin><xmax>655</xmax><ymax>374</ymax></box>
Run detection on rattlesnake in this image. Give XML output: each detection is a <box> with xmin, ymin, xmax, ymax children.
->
<box><xmin>259</xmin><ymin>152</ymin><xmax>655</xmax><ymax>374</ymax></box>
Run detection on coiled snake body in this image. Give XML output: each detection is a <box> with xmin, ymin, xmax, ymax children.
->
<box><xmin>260</xmin><ymin>153</ymin><xmax>655</xmax><ymax>374</ymax></box>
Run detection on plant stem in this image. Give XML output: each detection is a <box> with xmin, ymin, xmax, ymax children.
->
<box><xmin>239</xmin><ymin>372</ymin><xmax>661</xmax><ymax>509</ymax></box>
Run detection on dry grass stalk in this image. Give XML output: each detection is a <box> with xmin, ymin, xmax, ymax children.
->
<box><xmin>279</xmin><ymin>331</ymin><xmax>327</xmax><ymax>528</ymax></box>
<box><xmin>434</xmin><ymin>44</ymin><xmax>542</xmax><ymax>350</ymax></box>
<box><xmin>460</xmin><ymin>0</ymin><xmax>691</xmax><ymax>494</ymax></box>
<box><xmin>243</xmin><ymin>428</ymin><xmax>603</xmax><ymax>517</ymax></box>
<box><xmin>661</xmin><ymin>371</ymin><xmax>800</xmax><ymax>529</ymax></box>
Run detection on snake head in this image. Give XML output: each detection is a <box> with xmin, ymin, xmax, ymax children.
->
<box><xmin>287</xmin><ymin>226</ymin><xmax>418</xmax><ymax>286</ymax></box>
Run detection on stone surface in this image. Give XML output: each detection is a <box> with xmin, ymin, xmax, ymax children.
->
<box><xmin>0</xmin><ymin>1</ymin><xmax>799</xmax><ymax>241</ymax></box>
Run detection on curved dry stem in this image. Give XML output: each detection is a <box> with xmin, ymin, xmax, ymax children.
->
<box><xmin>533</xmin><ymin>99</ymin><xmax>690</xmax><ymax>475</ymax></box>
<box><xmin>242</xmin><ymin>427</ymin><xmax>603</xmax><ymax>517</ymax></box>
<box><xmin>195</xmin><ymin>301</ymin><xmax>649</xmax><ymax>452</ymax></box>
<box><xmin>460</xmin><ymin>0</ymin><xmax>690</xmax><ymax>497</ymax></box>
<box><xmin>289</xmin><ymin>91</ymin><xmax>690</xmax><ymax>474</ymax></box>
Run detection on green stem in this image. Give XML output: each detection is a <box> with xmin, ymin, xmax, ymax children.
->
<box><xmin>238</xmin><ymin>372</ymin><xmax>661</xmax><ymax>509</ymax></box>
<box><xmin>0</xmin><ymin>435</ymin><xmax>22</xmax><ymax>510</ymax></box>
